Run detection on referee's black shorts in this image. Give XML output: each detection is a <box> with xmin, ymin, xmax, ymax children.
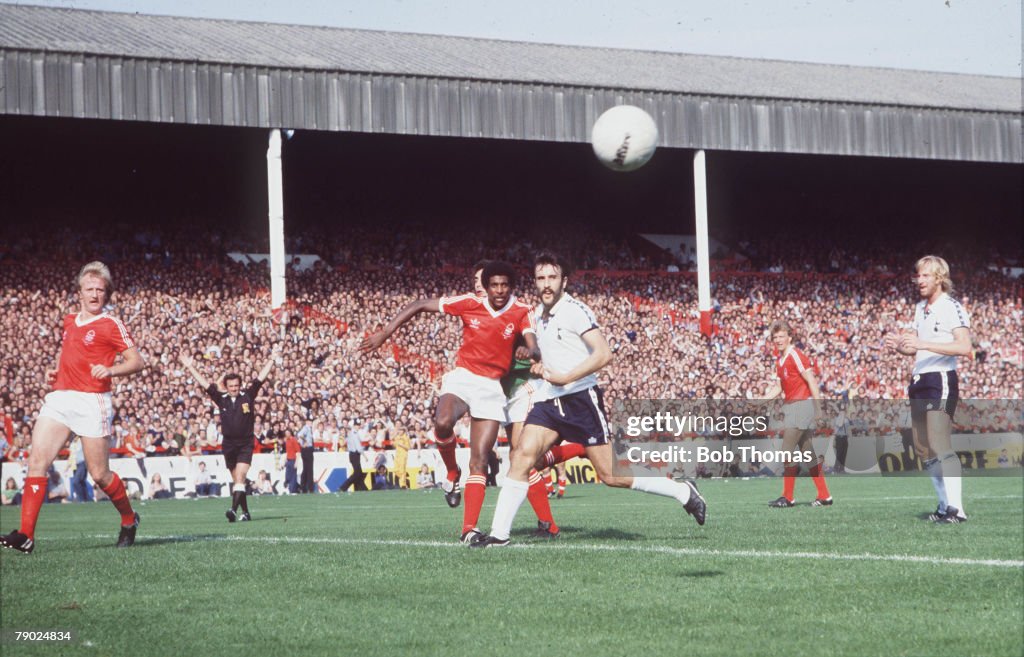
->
<box><xmin>908</xmin><ymin>371</ymin><xmax>959</xmax><ymax>422</ymax></box>
<box><xmin>525</xmin><ymin>387</ymin><xmax>610</xmax><ymax>447</ymax></box>
<box><xmin>222</xmin><ymin>437</ymin><xmax>255</xmax><ymax>471</ymax></box>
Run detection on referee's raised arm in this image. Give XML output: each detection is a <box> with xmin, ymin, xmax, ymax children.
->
<box><xmin>178</xmin><ymin>352</ymin><xmax>212</xmax><ymax>390</ymax></box>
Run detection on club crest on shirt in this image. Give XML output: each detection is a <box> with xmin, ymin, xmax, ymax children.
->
<box><xmin>503</xmin><ymin>323</ymin><xmax>515</xmax><ymax>340</ymax></box>
<box><xmin>84</xmin><ymin>330</ymin><xmax>96</xmax><ymax>345</ymax></box>
<box><xmin>242</xmin><ymin>403</ymin><xmax>250</xmax><ymax>414</ymax></box>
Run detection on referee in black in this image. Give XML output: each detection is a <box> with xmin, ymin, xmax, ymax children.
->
<box><xmin>180</xmin><ymin>345</ymin><xmax>279</xmax><ymax>522</ymax></box>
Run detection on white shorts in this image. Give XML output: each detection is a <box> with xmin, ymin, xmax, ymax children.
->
<box><xmin>440</xmin><ymin>368</ymin><xmax>506</xmax><ymax>422</ymax></box>
<box><xmin>783</xmin><ymin>400</ymin><xmax>815</xmax><ymax>431</ymax></box>
<box><xmin>504</xmin><ymin>379</ymin><xmax>541</xmax><ymax>425</ymax></box>
<box><xmin>39</xmin><ymin>390</ymin><xmax>114</xmax><ymax>438</ymax></box>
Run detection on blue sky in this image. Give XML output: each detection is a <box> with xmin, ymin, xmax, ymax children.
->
<box><xmin>3</xmin><ymin>0</ymin><xmax>1020</xmax><ymax>76</ymax></box>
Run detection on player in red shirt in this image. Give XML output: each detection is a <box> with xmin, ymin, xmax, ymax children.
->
<box><xmin>762</xmin><ymin>320</ymin><xmax>831</xmax><ymax>508</ymax></box>
<box><xmin>360</xmin><ymin>261</ymin><xmax>539</xmax><ymax>543</ymax></box>
<box><xmin>1</xmin><ymin>262</ymin><xmax>146</xmax><ymax>554</ymax></box>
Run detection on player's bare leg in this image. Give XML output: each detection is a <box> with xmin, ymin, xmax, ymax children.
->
<box><xmin>433</xmin><ymin>393</ymin><xmax>469</xmax><ymax>505</ymax></box>
<box><xmin>915</xmin><ymin>416</ymin><xmax>949</xmax><ymax>519</ymax></box>
<box><xmin>1</xmin><ymin>418</ymin><xmax>70</xmax><ymax>552</ymax></box>
<box><xmin>460</xmin><ymin>418</ymin><xmax>500</xmax><ymax>542</ymax></box>
<box><xmin>924</xmin><ymin>410</ymin><xmax>964</xmax><ymax>521</ymax></box>
<box><xmin>25</xmin><ymin>417</ymin><xmax>71</xmax><ymax>478</ymax></box>
<box><xmin>586</xmin><ymin>444</ymin><xmax>705</xmax><ymax>525</ymax></box>
<box><xmin>81</xmin><ymin>434</ymin><xmax>139</xmax><ymax>546</ymax></box>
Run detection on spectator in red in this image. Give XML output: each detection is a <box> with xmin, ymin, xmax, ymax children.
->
<box><xmin>284</xmin><ymin>430</ymin><xmax>300</xmax><ymax>495</ymax></box>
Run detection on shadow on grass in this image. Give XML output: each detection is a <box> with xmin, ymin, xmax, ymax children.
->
<box><xmin>676</xmin><ymin>570</ymin><xmax>725</xmax><ymax>578</ymax></box>
<box><xmin>569</xmin><ymin>527</ymin><xmax>644</xmax><ymax>541</ymax></box>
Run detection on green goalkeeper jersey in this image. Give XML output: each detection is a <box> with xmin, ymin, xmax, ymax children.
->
<box><xmin>501</xmin><ymin>356</ymin><xmax>534</xmax><ymax>398</ymax></box>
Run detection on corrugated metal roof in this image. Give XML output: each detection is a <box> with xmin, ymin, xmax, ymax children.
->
<box><xmin>0</xmin><ymin>3</ymin><xmax>1018</xmax><ymax>113</ymax></box>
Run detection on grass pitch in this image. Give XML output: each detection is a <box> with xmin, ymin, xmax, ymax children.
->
<box><xmin>1</xmin><ymin>475</ymin><xmax>1022</xmax><ymax>657</ymax></box>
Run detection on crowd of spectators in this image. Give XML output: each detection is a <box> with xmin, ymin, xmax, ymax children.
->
<box><xmin>0</xmin><ymin>220</ymin><xmax>1020</xmax><ymax>476</ymax></box>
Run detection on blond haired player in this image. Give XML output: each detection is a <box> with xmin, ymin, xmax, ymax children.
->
<box><xmin>1</xmin><ymin>262</ymin><xmax>146</xmax><ymax>553</ymax></box>
<box><xmin>885</xmin><ymin>255</ymin><xmax>971</xmax><ymax>523</ymax></box>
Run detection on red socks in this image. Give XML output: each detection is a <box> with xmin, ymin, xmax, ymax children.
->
<box><xmin>809</xmin><ymin>463</ymin><xmax>830</xmax><ymax>499</ymax></box>
<box><xmin>19</xmin><ymin>476</ymin><xmax>47</xmax><ymax>539</ymax></box>
<box><xmin>100</xmin><ymin>473</ymin><xmax>137</xmax><ymax>526</ymax></box>
<box><xmin>462</xmin><ymin>474</ymin><xmax>487</xmax><ymax>533</ymax></box>
<box><xmin>544</xmin><ymin>442</ymin><xmax>586</xmax><ymax>467</ymax></box>
<box><xmin>435</xmin><ymin>433</ymin><xmax>459</xmax><ymax>481</ymax></box>
<box><xmin>526</xmin><ymin>469</ymin><xmax>558</xmax><ymax>532</ymax></box>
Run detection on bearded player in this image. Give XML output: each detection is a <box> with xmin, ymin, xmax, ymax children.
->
<box><xmin>474</xmin><ymin>253</ymin><xmax>705</xmax><ymax>548</ymax></box>
<box><xmin>473</xmin><ymin>262</ymin><xmax>572</xmax><ymax>540</ymax></box>
<box><xmin>1</xmin><ymin>262</ymin><xmax>146</xmax><ymax>553</ymax></box>
<box><xmin>360</xmin><ymin>261</ymin><xmax>538</xmax><ymax>543</ymax></box>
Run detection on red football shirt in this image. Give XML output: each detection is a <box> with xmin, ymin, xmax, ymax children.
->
<box><xmin>54</xmin><ymin>313</ymin><xmax>136</xmax><ymax>394</ymax></box>
<box><xmin>776</xmin><ymin>346</ymin><xmax>813</xmax><ymax>402</ymax></box>
<box><xmin>439</xmin><ymin>294</ymin><xmax>535</xmax><ymax>379</ymax></box>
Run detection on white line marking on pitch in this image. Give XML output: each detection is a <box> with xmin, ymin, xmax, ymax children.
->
<box><xmin>102</xmin><ymin>534</ymin><xmax>1024</xmax><ymax>569</ymax></box>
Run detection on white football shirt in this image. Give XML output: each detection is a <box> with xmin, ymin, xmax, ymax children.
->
<box><xmin>912</xmin><ymin>293</ymin><xmax>970</xmax><ymax>375</ymax></box>
<box><xmin>533</xmin><ymin>293</ymin><xmax>601</xmax><ymax>401</ymax></box>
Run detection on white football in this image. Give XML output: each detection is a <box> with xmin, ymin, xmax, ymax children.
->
<box><xmin>591</xmin><ymin>105</ymin><xmax>658</xmax><ymax>172</ymax></box>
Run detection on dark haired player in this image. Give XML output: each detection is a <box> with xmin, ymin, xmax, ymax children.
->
<box><xmin>1</xmin><ymin>262</ymin><xmax>146</xmax><ymax>553</ymax></box>
<box><xmin>885</xmin><ymin>255</ymin><xmax>971</xmax><ymax>523</ymax></box>
<box><xmin>474</xmin><ymin>253</ymin><xmax>705</xmax><ymax>548</ymax></box>
<box><xmin>361</xmin><ymin>262</ymin><xmax>538</xmax><ymax>543</ymax></box>
<box><xmin>179</xmin><ymin>345</ymin><xmax>279</xmax><ymax>522</ymax></box>
<box><xmin>472</xmin><ymin>262</ymin><xmax>564</xmax><ymax>539</ymax></box>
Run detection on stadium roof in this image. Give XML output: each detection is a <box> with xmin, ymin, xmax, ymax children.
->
<box><xmin>1</xmin><ymin>4</ymin><xmax>1020</xmax><ymax>162</ymax></box>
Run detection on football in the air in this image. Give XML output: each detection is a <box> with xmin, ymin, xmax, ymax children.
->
<box><xmin>591</xmin><ymin>105</ymin><xmax>658</xmax><ymax>172</ymax></box>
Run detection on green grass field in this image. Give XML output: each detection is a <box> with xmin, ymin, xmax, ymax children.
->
<box><xmin>1</xmin><ymin>475</ymin><xmax>1022</xmax><ymax>657</ymax></box>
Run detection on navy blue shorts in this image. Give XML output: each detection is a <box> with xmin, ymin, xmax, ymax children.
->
<box><xmin>525</xmin><ymin>387</ymin><xmax>609</xmax><ymax>446</ymax></box>
<box><xmin>908</xmin><ymin>371</ymin><xmax>959</xmax><ymax>421</ymax></box>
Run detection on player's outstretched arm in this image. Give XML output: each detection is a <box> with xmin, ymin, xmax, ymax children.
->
<box><xmin>358</xmin><ymin>298</ymin><xmax>441</xmax><ymax>352</ymax></box>
<box><xmin>178</xmin><ymin>352</ymin><xmax>212</xmax><ymax>390</ymax></box>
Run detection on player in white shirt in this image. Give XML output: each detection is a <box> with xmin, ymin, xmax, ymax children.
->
<box><xmin>473</xmin><ymin>253</ymin><xmax>705</xmax><ymax>548</ymax></box>
<box><xmin>885</xmin><ymin>255</ymin><xmax>972</xmax><ymax>523</ymax></box>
